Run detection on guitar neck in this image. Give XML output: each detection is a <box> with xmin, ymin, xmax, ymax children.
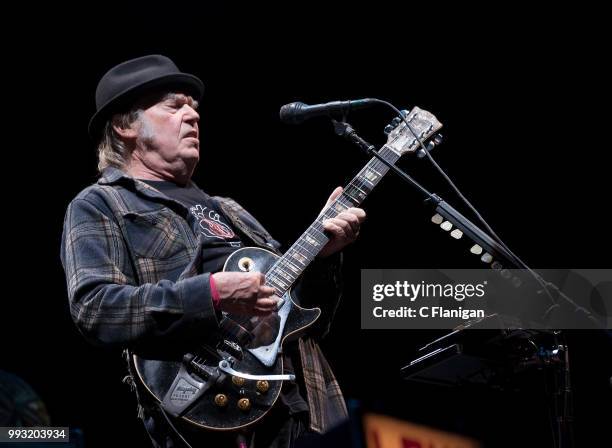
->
<box><xmin>265</xmin><ymin>145</ymin><xmax>401</xmax><ymax>295</ymax></box>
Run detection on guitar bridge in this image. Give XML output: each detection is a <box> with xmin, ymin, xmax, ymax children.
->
<box><xmin>183</xmin><ymin>354</ymin><xmax>215</xmax><ymax>381</ymax></box>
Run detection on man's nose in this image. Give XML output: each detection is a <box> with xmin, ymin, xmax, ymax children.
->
<box><xmin>182</xmin><ymin>105</ymin><xmax>200</xmax><ymax>124</ymax></box>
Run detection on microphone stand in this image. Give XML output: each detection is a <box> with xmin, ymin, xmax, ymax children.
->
<box><xmin>331</xmin><ymin>118</ymin><xmax>577</xmax><ymax>447</ymax></box>
<box><xmin>332</xmin><ymin>119</ymin><xmax>530</xmax><ymax>269</ymax></box>
<box><xmin>332</xmin><ymin>118</ymin><xmax>599</xmax><ymax>326</ymax></box>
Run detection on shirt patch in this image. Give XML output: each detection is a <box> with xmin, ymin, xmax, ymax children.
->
<box><xmin>190</xmin><ymin>204</ymin><xmax>237</xmax><ymax>241</ymax></box>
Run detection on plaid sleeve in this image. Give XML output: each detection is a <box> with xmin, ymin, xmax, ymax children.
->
<box><xmin>60</xmin><ymin>196</ymin><xmax>218</xmax><ymax>348</ymax></box>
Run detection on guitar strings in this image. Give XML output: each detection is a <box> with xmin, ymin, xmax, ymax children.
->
<box><xmin>264</xmin><ymin>145</ymin><xmax>400</xmax><ymax>298</ymax></box>
<box><xmin>264</xmin><ymin>145</ymin><xmax>398</xmax><ymax>293</ymax></box>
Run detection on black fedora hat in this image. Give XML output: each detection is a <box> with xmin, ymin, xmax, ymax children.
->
<box><xmin>88</xmin><ymin>54</ymin><xmax>204</xmax><ymax>140</ymax></box>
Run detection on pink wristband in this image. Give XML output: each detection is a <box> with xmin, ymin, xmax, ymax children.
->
<box><xmin>209</xmin><ymin>274</ymin><xmax>221</xmax><ymax>310</ymax></box>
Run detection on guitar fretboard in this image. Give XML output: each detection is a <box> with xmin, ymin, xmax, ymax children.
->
<box><xmin>265</xmin><ymin>145</ymin><xmax>401</xmax><ymax>295</ymax></box>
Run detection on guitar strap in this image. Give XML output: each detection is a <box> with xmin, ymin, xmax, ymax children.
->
<box><xmin>213</xmin><ymin>196</ymin><xmax>282</xmax><ymax>255</ymax></box>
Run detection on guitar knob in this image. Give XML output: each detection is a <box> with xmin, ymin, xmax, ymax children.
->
<box><xmin>214</xmin><ymin>394</ymin><xmax>228</xmax><ymax>407</ymax></box>
<box><xmin>384</xmin><ymin>124</ymin><xmax>394</xmax><ymax>135</ymax></box>
<box><xmin>238</xmin><ymin>398</ymin><xmax>251</xmax><ymax>411</ymax></box>
<box><xmin>232</xmin><ymin>376</ymin><xmax>246</xmax><ymax>387</ymax></box>
<box><xmin>256</xmin><ymin>380</ymin><xmax>269</xmax><ymax>393</ymax></box>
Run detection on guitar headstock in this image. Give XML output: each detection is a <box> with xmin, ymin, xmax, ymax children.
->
<box><xmin>384</xmin><ymin>107</ymin><xmax>443</xmax><ymax>155</ymax></box>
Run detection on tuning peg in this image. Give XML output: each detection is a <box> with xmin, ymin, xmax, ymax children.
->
<box><xmin>417</xmin><ymin>133</ymin><xmax>444</xmax><ymax>159</ymax></box>
<box><xmin>432</xmin><ymin>133</ymin><xmax>443</xmax><ymax>146</ymax></box>
<box><xmin>384</xmin><ymin>117</ymin><xmax>404</xmax><ymax>135</ymax></box>
<box><xmin>385</xmin><ymin>112</ymin><xmax>411</xmax><ymax>135</ymax></box>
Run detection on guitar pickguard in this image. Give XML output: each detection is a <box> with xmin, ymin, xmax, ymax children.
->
<box><xmin>247</xmin><ymin>291</ymin><xmax>292</xmax><ymax>367</ymax></box>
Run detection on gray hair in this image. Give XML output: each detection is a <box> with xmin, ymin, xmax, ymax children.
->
<box><xmin>96</xmin><ymin>92</ymin><xmax>198</xmax><ymax>173</ymax></box>
<box><xmin>96</xmin><ymin>109</ymin><xmax>142</xmax><ymax>173</ymax></box>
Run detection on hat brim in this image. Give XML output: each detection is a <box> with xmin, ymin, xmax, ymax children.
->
<box><xmin>88</xmin><ymin>72</ymin><xmax>204</xmax><ymax>140</ymax></box>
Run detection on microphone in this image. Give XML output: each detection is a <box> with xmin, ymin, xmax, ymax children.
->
<box><xmin>279</xmin><ymin>98</ymin><xmax>376</xmax><ymax>124</ymax></box>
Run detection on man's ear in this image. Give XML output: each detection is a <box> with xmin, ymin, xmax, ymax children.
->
<box><xmin>112</xmin><ymin>117</ymin><xmax>138</xmax><ymax>140</ymax></box>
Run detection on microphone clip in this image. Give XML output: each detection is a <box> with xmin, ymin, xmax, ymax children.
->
<box><xmin>331</xmin><ymin>119</ymin><xmax>376</xmax><ymax>156</ymax></box>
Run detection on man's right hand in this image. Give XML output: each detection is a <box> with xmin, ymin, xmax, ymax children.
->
<box><xmin>211</xmin><ymin>272</ymin><xmax>278</xmax><ymax>316</ymax></box>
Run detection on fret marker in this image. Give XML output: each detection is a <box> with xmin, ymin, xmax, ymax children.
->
<box><xmin>291</xmin><ymin>253</ymin><xmax>306</xmax><ymax>264</ymax></box>
<box><xmin>305</xmin><ymin>236</ymin><xmax>320</xmax><ymax>247</ymax></box>
<box><xmin>285</xmin><ymin>262</ymin><xmax>300</xmax><ymax>274</ymax></box>
<box><xmin>364</xmin><ymin>170</ymin><xmax>379</xmax><ymax>182</ymax></box>
<box><xmin>277</xmin><ymin>270</ymin><xmax>293</xmax><ymax>282</ymax></box>
<box><xmin>348</xmin><ymin>185</ymin><xmax>367</xmax><ymax>201</ymax></box>
<box><xmin>273</xmin><ymin>278</ymin><xmax>287</xmax><ymax>289</ymax></box>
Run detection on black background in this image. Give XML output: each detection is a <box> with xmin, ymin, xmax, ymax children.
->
<box><xmin>2</xmin><ymin>4</ymin><xmax>611</xmax><ymax>447</ymax></box>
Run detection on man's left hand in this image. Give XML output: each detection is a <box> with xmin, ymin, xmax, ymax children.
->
<box><xmin>318</xmin><ymin>187</ymin><xmax>366</xmax><ymax>258</ymax></box>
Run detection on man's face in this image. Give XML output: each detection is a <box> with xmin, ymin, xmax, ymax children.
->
<box><xmin>133</xmin><ymin>91</ymin><xmax>200</xmax><ymax>177</ymax></box>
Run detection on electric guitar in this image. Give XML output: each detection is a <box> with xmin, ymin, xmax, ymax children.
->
<box><xmin>130</xmin><ymin>107</ymin><xmax>443</xmax><ymax>431</ymax></box>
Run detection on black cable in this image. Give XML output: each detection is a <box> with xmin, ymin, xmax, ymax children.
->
<box><xmin>158</xmin><ymin>404</ymin><xmax>194</xmax><ymax>448</ymax></box>
<box><xmin>558</xmin><ymin>332</ymin><xmax>573</xmax><ymax>447</ymax></box>
<box><xmin>371</xmin><ymin>98</ymin><xmax>559</xmax><ymax>308</ymax></box>
<box><xmin>371</xmin><ymin>99</ymin><xmax>519</xmax><ymax>257</ymax></box>
<box><xmin>373</xmin><ymin>99</ymin><xmax>575</xmax><ymax>446</ymax></box>
<box><xmin>543</xmin><ymin>354</ymin><xmax>559</xmax><ymax>448</ymax></box>
<box><xmin>331</xmin><ymin>118</ymin><xmax>435</xmax><ymax>200</ymax></box>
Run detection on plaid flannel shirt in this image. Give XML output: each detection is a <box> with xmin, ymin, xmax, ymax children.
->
<box><xmin>60</xmin><ymin>167</ymin><xmax>347</xmax><ymax>433</ymax></box>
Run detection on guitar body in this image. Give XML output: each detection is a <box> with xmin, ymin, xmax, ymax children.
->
<box><xmin>131</xmin><ymin>247</ymin><xmax>321</xmax><ymax>431</ymax></box>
